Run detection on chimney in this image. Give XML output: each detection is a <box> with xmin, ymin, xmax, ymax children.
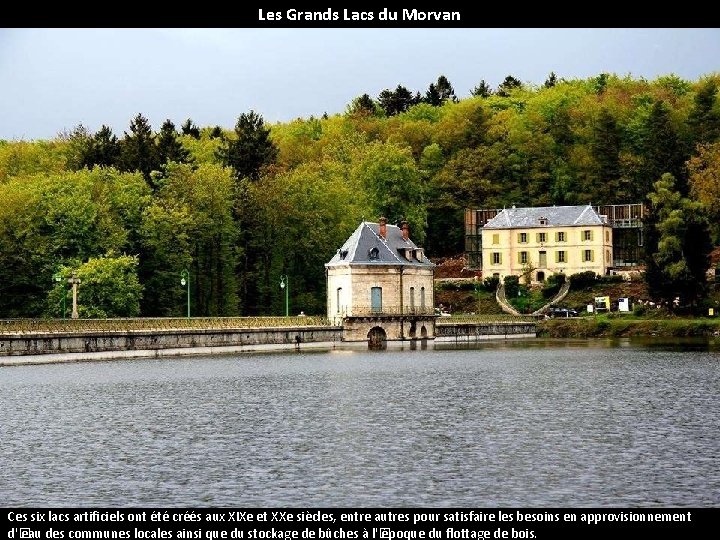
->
<box><xmin>378</xmin><ymin>217</ymin><xmax>387</xmax><ymax>239</ymax></box>
<box><xmin>401</xmin><ymin>220</ymin><xmax>409</xmax><ymax>241</ymax></box>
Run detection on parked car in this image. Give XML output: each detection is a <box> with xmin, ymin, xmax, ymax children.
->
<box><xmin>547</xmin><ymin>307</ymin><xmax>578</xmax><ymax>318</ymax></box>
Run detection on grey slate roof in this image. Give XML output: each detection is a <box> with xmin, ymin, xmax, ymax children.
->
<box><xmin>325</xmin><ymin>222</ymin><xmax>434</xmax><ymax>267</ymax></box>
<box><xmin>483</xmin><ymin>205</ymin><xmax>607</xmax><ymax>229</ymax></box>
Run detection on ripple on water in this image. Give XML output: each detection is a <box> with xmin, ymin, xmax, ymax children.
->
<box><xmin>1</xmin><ymin>341</ymin><xmax>719</xmax><ymax>506</ymax></box>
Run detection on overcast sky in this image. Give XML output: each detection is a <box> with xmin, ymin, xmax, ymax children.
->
<box><xmin>1</xmin><ymin>28</ymin><xmax>718</xmax><ymax>140</ymax></box>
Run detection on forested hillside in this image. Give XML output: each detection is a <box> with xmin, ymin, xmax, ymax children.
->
<box><xmin>1</xmin><ymin>73</ymin><xmax>718</xmax><ymax>317</ymax></box>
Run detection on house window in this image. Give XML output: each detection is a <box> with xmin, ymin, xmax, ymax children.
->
<box><xmin>492</xmin><ymin>233</ymin><xmax>499</xmax><ymax>245</ymax></box>
<box><xmin>537</xmin><ymin>232</ymin><xmax>547</xmax><ymax>243</ymax></box>
<box><xmin>492</xmin><ymin>252</ymin><xmax>502</xmax><ymax>265</ymax></box>
<box><xmin>420</xmin><ymin>287</ymin><xmax>426</xmax><ymax>310</ymax></box>
<box><xmin>583</xmin><ymin>230</ymin><xmax>592</xmax><ymax>241</ymax></box>
<box><xmin>518</xmin><ymin>251</ymin><xmax>528</xmax><ymax>264</ymax></box>
<box><xmin>370</xmin><ymin>287</ymin><xmax>382</xmax><ymax>313</ymax></box>
<box><xmin>606</xmin><ymin>250</ymin><xmax>611</xmax><ymax>263</ymax></box>
<box><xmin>539</xmin><ymin>217</ymin><xmax>548</xmax><ymax>225</ymax></box>
<box><xmin>518</xmin><ymin>232</ymin><xmax>528</xmax><ymax>243</ymax></box>
<box><xmin>369</xmin><ymin>247</ymin><xmax>379</xmax><ymax>260</ymax></box>
<box><xmin>336</xmin><ymin>287</ymin><xmax>342</xmax><ymax>313</ymax></box>
<box><xmin>583</xmin><ymin>249</ymin><xmax>594</xmax><ymax>262</ymax></box>
<box><xmin>410</xmin><ymin>287</ymin><xmax>415</xmax><ymax>311</ymax></box>
<box><xmin>605</xmin><ymin>230</ymin><xmax>610</xmax><ymax>242</ymax></box>
<box><xmin>556</xmin><ymin>231</ymin><xmax>566</xmax><ymax>242</ymax></box>
<box><xmin>556</xmin><ymin>250</ymin><xmax>566</xmax><ymax>263</ymax></box>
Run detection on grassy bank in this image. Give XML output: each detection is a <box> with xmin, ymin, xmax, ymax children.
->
<box><xmin>538</xmin><ymin>316</ymin><xmax>720</xmax><ymax>338</ymax></box>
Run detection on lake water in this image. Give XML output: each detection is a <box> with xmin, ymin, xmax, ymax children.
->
<box><xmin>1</xmin><ymin>339</ymin><xmax>718</xmax><ymax>507</ymax></box>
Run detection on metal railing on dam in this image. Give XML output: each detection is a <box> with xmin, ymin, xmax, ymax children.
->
<box><xmin>0</xmin><ymin>316</ymin><xmax>333</xmax><ymax>335</ymax></box>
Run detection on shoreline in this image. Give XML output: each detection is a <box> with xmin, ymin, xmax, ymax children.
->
<box><xmin>538</xmin><ymin>317</ymin><xmax>720</xmax><ymax>338</ymax></box>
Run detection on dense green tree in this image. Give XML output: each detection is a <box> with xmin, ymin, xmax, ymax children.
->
<box><xmin>181</xmin><ymin>118</ymin><xmax>201</xmax><ymax>139</ymax></box>
<box><xmin>688</xmin><ymin>142</ymin><xmax>720</xmax><ymax>243</ymax></box>
<box><xmin>424</xmin><ymin>84</ymin><xmax>442</xmax><ymax>106</ymax></box>
<box><xmin>0</xmin><ymin>168</ymin><xmax>150</xmax><ymax>316</ymax></box>
<box><xmin>48</xmin><ymin>254</ymin><xmax>143</xmax><ymax>318</ymax></box>
<box><xmin>348</xmin><ymin>94</ymin><xmax>380</xmax><ymax>116</ymax></box>
<box><xmin>157</xmin><ymin>119</ymin><xmax>190</xmax><ymax>165</ymax></box>
<box><xmin>87</xmin><ymin>125</ymin><xmax>121</xmax><ymax>168</ymax></box>
<box><xmin>432</xmin><ymin>99</ymin><xmax>489</xmax><ymax>154</ymax></box>
<box><xmin>61</xmin><ymin>124</ymin><xmax>93</xmax><ymax>171</ymax></box>
<box><xmin>644</xmin><ymin>173</ymin><xmax>711</xmax><ymax>309</ymax></box>
<box><xmin>246</xmin><ymin>160</ymin><xmax>364</xmax><ymax>315</ymax></box>
<box><xmin>496</xmin><ymin>75</ymin><xmax>522</xmax><ymax>97</ymax></box>
<box><xmin>351</xmin><ymin>141</ymin><xmax>427</xmax><ymax>242</ymax></box>
<box><xmin>140</xmin><ymin>163</ymin><xmax>238</xmax><ymax>316</ymax></box>
<box><xmin>1</xmin><ymin>71</ymin><xmax>718</xmax><ymax>319</ymax></box>
<box><xmin>641</xmin><ymin>101</ymin><xmax>687</xmax><ymax>197</ymax></box>
<box><xmin>471</xmin><ymin>80</ymin><xmax>492</xmax><ymax>98</ymax></box>
<box><xmin>0</xmin><ymin>140</ymin><xmax>68</xmax><ymax>182</ymax></box>
<box><xmin>594</xmin><ymin>73</ymin><xmax>609</xmax><ymax>94</ymax></box>
<box><xmin>688</xmin><ymin>79</ymin><xmax>720</xmax><ymax>145</ymax></box>
<box><xmin>544</xmin><ymin>72</ymin><xmax>558</xmax><ymax>88</ymax></box>
<box><xmin>120</xmin><ymin>113</ymin><xmax>160</xmax><ymax>184</ymax></box>
<box><xmin>591</xmin><ymin>108</ymin><xmax>623</xmax><ymax>203</ymax></box>
<box><xmin>436</xmin><ymin>75</ymin><xmax>457</xmax><ymax>103</ymax></box>
<box><xmin>217</xmin><ymin>111</ymin><xmax>278</xmax><ymax>181</ymax></box>
<box><xmin>378</xmin><ymin>85</ymin><xmax>415</xmax><ymax>116</ymax></box>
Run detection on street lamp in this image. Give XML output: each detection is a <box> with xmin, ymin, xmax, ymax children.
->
<box><xmin>180</xmin><ymin>269</ymin><xmax>190</xmax><ymax>319</ymax></box>
<box><xmin>68</xmin><ymin>272</ymin><xmax>81</xmax><ymax>319</ymax></box>
<box><xmin>279</xmin><ymin>274</ymin><xmax>289</xmax><ymax>317</ymax></box>
<box><xmin>53</xmin><ymin>273</ymin><xmax>66</xmax><ymax>320</ymax></box>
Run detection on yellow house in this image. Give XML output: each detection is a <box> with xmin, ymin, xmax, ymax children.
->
<box><xmin>481</xmin><ymin>205</ymin><xmax>613</xmax><ymax>282</ymax></box>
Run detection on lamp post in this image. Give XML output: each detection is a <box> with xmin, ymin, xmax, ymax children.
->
<box><xmin>67</xmin><ymin>272</ymin><xmax>81</xmax><ymax>319</ymax></box>
<box><xmin>180</xmin><ymin>269</ymin><xmax>190</xmax><ymax>319</ymax></box>
<box><xmin>279</xmin><ymin>274</ymin><xmax>289</xmax><ymax>317</ymax></box>
<box><xmin>53</xmin><ymin>273</ymin><xmax>66</xmax><ymax>320</ymax></box>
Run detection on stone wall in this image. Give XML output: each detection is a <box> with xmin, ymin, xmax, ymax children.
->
<box><xmin>0</xmin><ymin>321</ymin><xmax>536</xmax><ymax>365</ymax></box>
<box><xmin>342</xmin><ymin>316</ymin><xmax>436</xmax><ymax>342</ymax></box>
<box><xmin>435</xmin><ymin>322</ymin><xmax>536</xmax><ymax>342</ymax></box>
<box><xmin>0</xmin><ymin>326</ymin><xmax>342</xmax><ymax>362</ymax></box>
<box><xmin>327</xmin><ymin>265</ymin><xmax>434</xmax><ymax>320</ymax></box>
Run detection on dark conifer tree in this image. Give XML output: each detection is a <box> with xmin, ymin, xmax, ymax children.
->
<box><xmin>348</xmin><ymin>94</ymin><xmax>377</xmax><ymax>116</ymax></box>
<box><xmin>496</xmin><ymin>75</ymin><xmax>522</xmax><ymax>97</ymax></box>
<box><xmin>471</xmin><ymin>80</ymin><xmax>492</xmax><ymax>97</ymax></box>
<box><xmin>641</xmin><ymin>101</ymin><xmax>687</xmax><ymax>197</ymax></box>
<box><xmin>591</xmin><ymin>109</ymin><xmax>622</xmax><ymax>203</ymax></box>
<box><xmin>180</xmin><ymin>118</ymin><xmax>201</xmax><ymax>139</ymax></box>
<box><xmin>688</xmin><ymin>79</ymin><xmax>720</xmax><ymax>146</ymax></box>
<box><xmin>378</xmin><ymin>85</ymin><xmax>415</xmax><ymax>116</ymax></box>
<box><xmin>87</xmin><ymin>125</ymin><xmax>121</xmax><ymax>168</ymax></box>
<box><xmin>157</xmin><ymin>120</ymin><xmax>190</xmax><ymax>164</ymax></box>
<box><xmin>424</xmin><ymin>83</ymin><xmax>441</xmax><ymax>106</ymax></box>
<box><xmin>436</xmin><ymin>75</ymin><xmax>457</xmax><ymax>103</ymax></box>
<box><xmin>217</xmin><ymin>111</ymin><xmax>278</xmax><ymax>181</ymax></box>
<box><xmin>120</xmin><ymin>113</ymin><xmax>160</xmax><ymax>184</ymax></box>
<box><xmin>544</xmin><ymin>72</ymin><xmax>558</xmax><ymax>88</ymax></box>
